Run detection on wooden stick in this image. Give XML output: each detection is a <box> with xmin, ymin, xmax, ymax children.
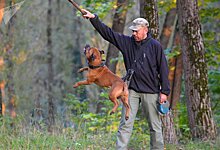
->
<box><xmin>67</xmin><ymin>0</ymin><xmax>86</xmax><ymax>15</ymax></box>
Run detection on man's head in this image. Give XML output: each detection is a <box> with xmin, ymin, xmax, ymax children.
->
<box><xmin>129</xmin><ymin>18</ymin><xmax>149</xmax><ymax>42</ymax></box>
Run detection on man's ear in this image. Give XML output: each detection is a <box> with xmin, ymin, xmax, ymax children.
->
<box><xmin>99</xmin><ymin>50</ymin><xmax>104</xmax><ymax>54</ymax></box>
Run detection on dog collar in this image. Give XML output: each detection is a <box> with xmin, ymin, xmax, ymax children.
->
<box><xmin>88</xmin><ymin>62</ymin><xmax>105</xmax><ymax>69</ymax></box>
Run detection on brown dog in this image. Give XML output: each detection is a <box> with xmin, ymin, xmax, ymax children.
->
<box><xmin>73</xmin><ymin>45</ymin><xmax>130</xmax><ymax>120</ymax></box>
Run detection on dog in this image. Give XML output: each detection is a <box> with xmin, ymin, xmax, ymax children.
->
<box><xmin>73</xmin><ymin>45</ymin><xmax>130</xmax><ymax>120</ymax></box>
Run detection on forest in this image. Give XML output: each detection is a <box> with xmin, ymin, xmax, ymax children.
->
<box><xmin>0</xmin><ymin>0</ymin><xmax>220</xmax><ymax>149</ymax></box>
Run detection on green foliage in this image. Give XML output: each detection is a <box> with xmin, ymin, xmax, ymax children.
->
<box><xmin>1</xmin><ymin>111</ymin><xmax>219</xmax><ymax>149</ymax></box>
<box><xmin>208</xmin><ymin>70</ymin><xmax>220</xmax><ymax>128</ymax></box>
<box><xmin>164</xmin><ymin>46</ymin><xmax>181</xmax><ymax>60</ymax></box>
<box><xmin>65</xmin><ymin>90</ymin><xmax>150</xmax><ymax>134</ymax></box>
<box><xmin>176</xmin><ymin>102</ymin><xmax>191</xmax><ymax>142</ymax></box>
<box><xmin>199</xmin><ymin>0</ymin><xmax>220</xmax><ymax>128</ymax></box>
<box><xmin>158</xmin><ymin>0</ymin><xmax>176</xmax><ymax>14</ymax></box>
<box><xmin>110</xmin><ymin>56</ymin><xmax>124</xmax><ymax>64</ymax></box>
<box><xmin>0</xmin><ymin>117</ymin><xmax>75</xmax><ymax>149</ymax></box>
<box><xmin>208</xmin><ymin>70</ymin><xmax>220</xmax><ymax>98</ymax></box>
<box><xmin>166</xmin><ymin>139</ymin><xmax>220</xmax><ymax>150</ymax></box>
<box><xmin>81</xmin><ymin>0</ymin><xmax>116</xmax><ymax>19</ymax></box>
<box><xmin>64</xmin><ymin>93</ymin><xmax>88</xmax><ymax>115</ymax></box>
<box><xmin>199</xmin><ymin>0</ymin><xmax>220</xmax><ymax>21</ymax></box>
<box><xmin>64</xmin><ymin>91</ymin><xmax>121</xmax><ymax>133</ymax></box>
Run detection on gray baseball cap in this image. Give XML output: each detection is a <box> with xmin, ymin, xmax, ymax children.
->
<box><xmin>129</xmin><ymin>18</ymin><xmax>149</xmax><ymax>31</ymax></box>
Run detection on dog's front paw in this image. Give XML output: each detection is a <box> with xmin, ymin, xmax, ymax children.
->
<box><xmin>110</xmin><ymin>111</ymin><xmax>115</xmax><ymax>115</ymax></box>
<box><xmin>78</xmin><ymin>68</ymin><xmax>83</xmax><ymax>73</ymax></box>
<box><xmin>73</xmin><ymin>83</ymin><xmax>78</xmax><ymax>88</ymax></box>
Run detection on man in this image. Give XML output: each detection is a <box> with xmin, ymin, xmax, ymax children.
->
<box><xmin>82</xmin><ymin>9</ymin><xmax>170</xmax><ymax>150</ymax></box>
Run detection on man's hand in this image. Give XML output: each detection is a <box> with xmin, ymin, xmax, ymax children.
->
<box><xmin>160</xmin><ymin>93</ymin><xmax>167</xmax><ymax>103</ymax></box>
<box><xmin>82</xmin><ymin>9</ymin><xmax>95</xmax><ymax>19</ymax></box>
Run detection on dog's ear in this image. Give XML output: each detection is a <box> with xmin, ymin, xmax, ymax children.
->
<box><xmin>99</xmin><ymin>50</ymin><xmax>104</xmax><ymax>54</ymax></box>
<box><xmin>84</xmin><ymin>44</ymin><xmax>90</xmax><ymax>54</ymax></box>
<box><xmin>84</xmin><ymin>44</ymin><xmax>90</xmax><ymax>50</ymax></box>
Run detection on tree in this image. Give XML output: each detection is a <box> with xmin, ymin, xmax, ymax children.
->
<box><xmin>47</xmin><ymin>0</ymin><xmax>55</xmax><ymax>131</ymax></box>
<box><xmin>6</xmin><ymin>0</ymin><xmax>17</xmax><ymax>119</ymax></box>
<box><xmin>177</xmin><ymin>0</ymin><xmax>217</xmax><ymax>140</ymax></box>
<box><xmin>168</xmin><ymin>29</ymin><xmax>183</xmax><ymax>111</ymax></box>
<box><xmin>105</xmin><ymin>0</ymin><xmax>129</xmax><ymax>73</ymax></box>
<box><xmin>140</xmin><ymin>0</ymin><xmax>159</xmax><ymax>39</ymax></box>
<box><xmin>159</xmin><ymin>8</ymin><xmax>179</xmax><ymax>144</ymax></box>
<box><xmin>0</xmin><ymin>0</ymin><xmax>5</xmax><ymax>116</ymax></box>
<box><xmin>141</xmin><ymin>0</ymin><xmax>179</xmax><ymax>144</ymax></box>
<box><xmin>159</xmin><ymin>8</ymin><xmax>183</xmax><ymax>111</ymax></box>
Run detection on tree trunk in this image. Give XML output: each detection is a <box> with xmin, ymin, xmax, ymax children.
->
<box><xmin>32</xmin><ymin>71</ymin><xmax>44</xmax><ymax>129</ymax></box>
<box><xmin>0</xmin><ymin>0</ymin><xmax>5</xmax><ymax>24</ymax></box>
<box><xmin>0</xmin><ymin>84</ymin><xmax>2</xmax><ymax>116</ymax></box>
<box><xmin>6</xmin><ymin>0</ymin><xmax>16</xmax><ymax>119</ymax></box>
<box><xmin>169</xmin><ymin>31</ymin><xmax>183</xmax><ymax>110</ymax></box>
<box><xmin>159</xmin><ymin>8</ymin><xmax>176</xmax><ymax>50</ymax></box>
<box><xmin>158</xmin><ymin>8</ymin><xmax>178</xmax><ymax>144</ymax></box>
<box><xmin>105</xmin><ymin>0</ymin><xmax>129</xmax><ymax>73</ymax></box>
<box><xmin>140</xmin><ymin>0</ymin><xmax>159</xmax><ymax>39</ymax></box>
<box><xmin>140</xmin><ymin>0</ymin><xmax>178</xmax><ymax>144</ymax></box>
<box><xmin>0</xmin><ymin>0</ymin><xmax>4</xmax><ymax>116</ymax></box>
<box><xmin>47</xmin><ymin>0</ymin><xmax>55</xmax><ymax>131</ymax></box>
<box><xmin>177</xmin><ymin>0</ymin><xmax>217</xmax><ymax>140</ymax></box>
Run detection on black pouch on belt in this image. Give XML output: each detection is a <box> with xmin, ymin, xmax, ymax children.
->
<box><xmin>122</xmin><ymin>69</ymin><xmax>135</xmax><ymax>87</ymax></box>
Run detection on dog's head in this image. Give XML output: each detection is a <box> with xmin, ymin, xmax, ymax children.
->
<box><xmin>84</xmin><ymin>45</ymin><xmax>104</xmax><ymax>64</ymax></box>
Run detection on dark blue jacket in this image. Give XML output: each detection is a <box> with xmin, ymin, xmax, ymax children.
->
<box><xmin>90</xmin><ymin>15</ymin><xmax>170</xmax><ymax>96</ymax></box>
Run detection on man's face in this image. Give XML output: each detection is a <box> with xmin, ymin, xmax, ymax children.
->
<box><xmin>132</xmin><ymin>26</ymin><xmax>148</xmax><ymax>42</ymax></box>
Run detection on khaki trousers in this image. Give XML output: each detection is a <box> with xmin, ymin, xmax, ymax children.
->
<box><xmin>116</xmin><ymin>90</ymin><xmax>164</xmax><ymax>150</ymax></box>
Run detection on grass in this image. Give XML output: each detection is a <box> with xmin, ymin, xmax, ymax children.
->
<box><xmin>0</xmin><ymin>126</ymin><xmax>219</xmax><ymax>150</ymax></box>
<box><xmin>0</xmin><ymin>114</ymin><xmax>219</xmax><ymax>150</ymax></box>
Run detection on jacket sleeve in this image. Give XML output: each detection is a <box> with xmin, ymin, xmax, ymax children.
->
<box><xmin>156</xmin><ymin>43</ymin><xmax>170</xmax><ymax>96</ymax></box>
<box><xmin>89</xmin><ymin>14</ymin><xmax>130</xmax><ymax>52</ymax></box>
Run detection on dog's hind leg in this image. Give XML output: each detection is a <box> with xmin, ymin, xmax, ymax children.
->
<box><xmin>120</xmin><ymin>95</ymin><xmax>130</xmax><ymax>120</ymax></box>
<box><xmin>109</xmin><ymin>93</ymin><xmax>119</xmax><ymax>115</ymax></box>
